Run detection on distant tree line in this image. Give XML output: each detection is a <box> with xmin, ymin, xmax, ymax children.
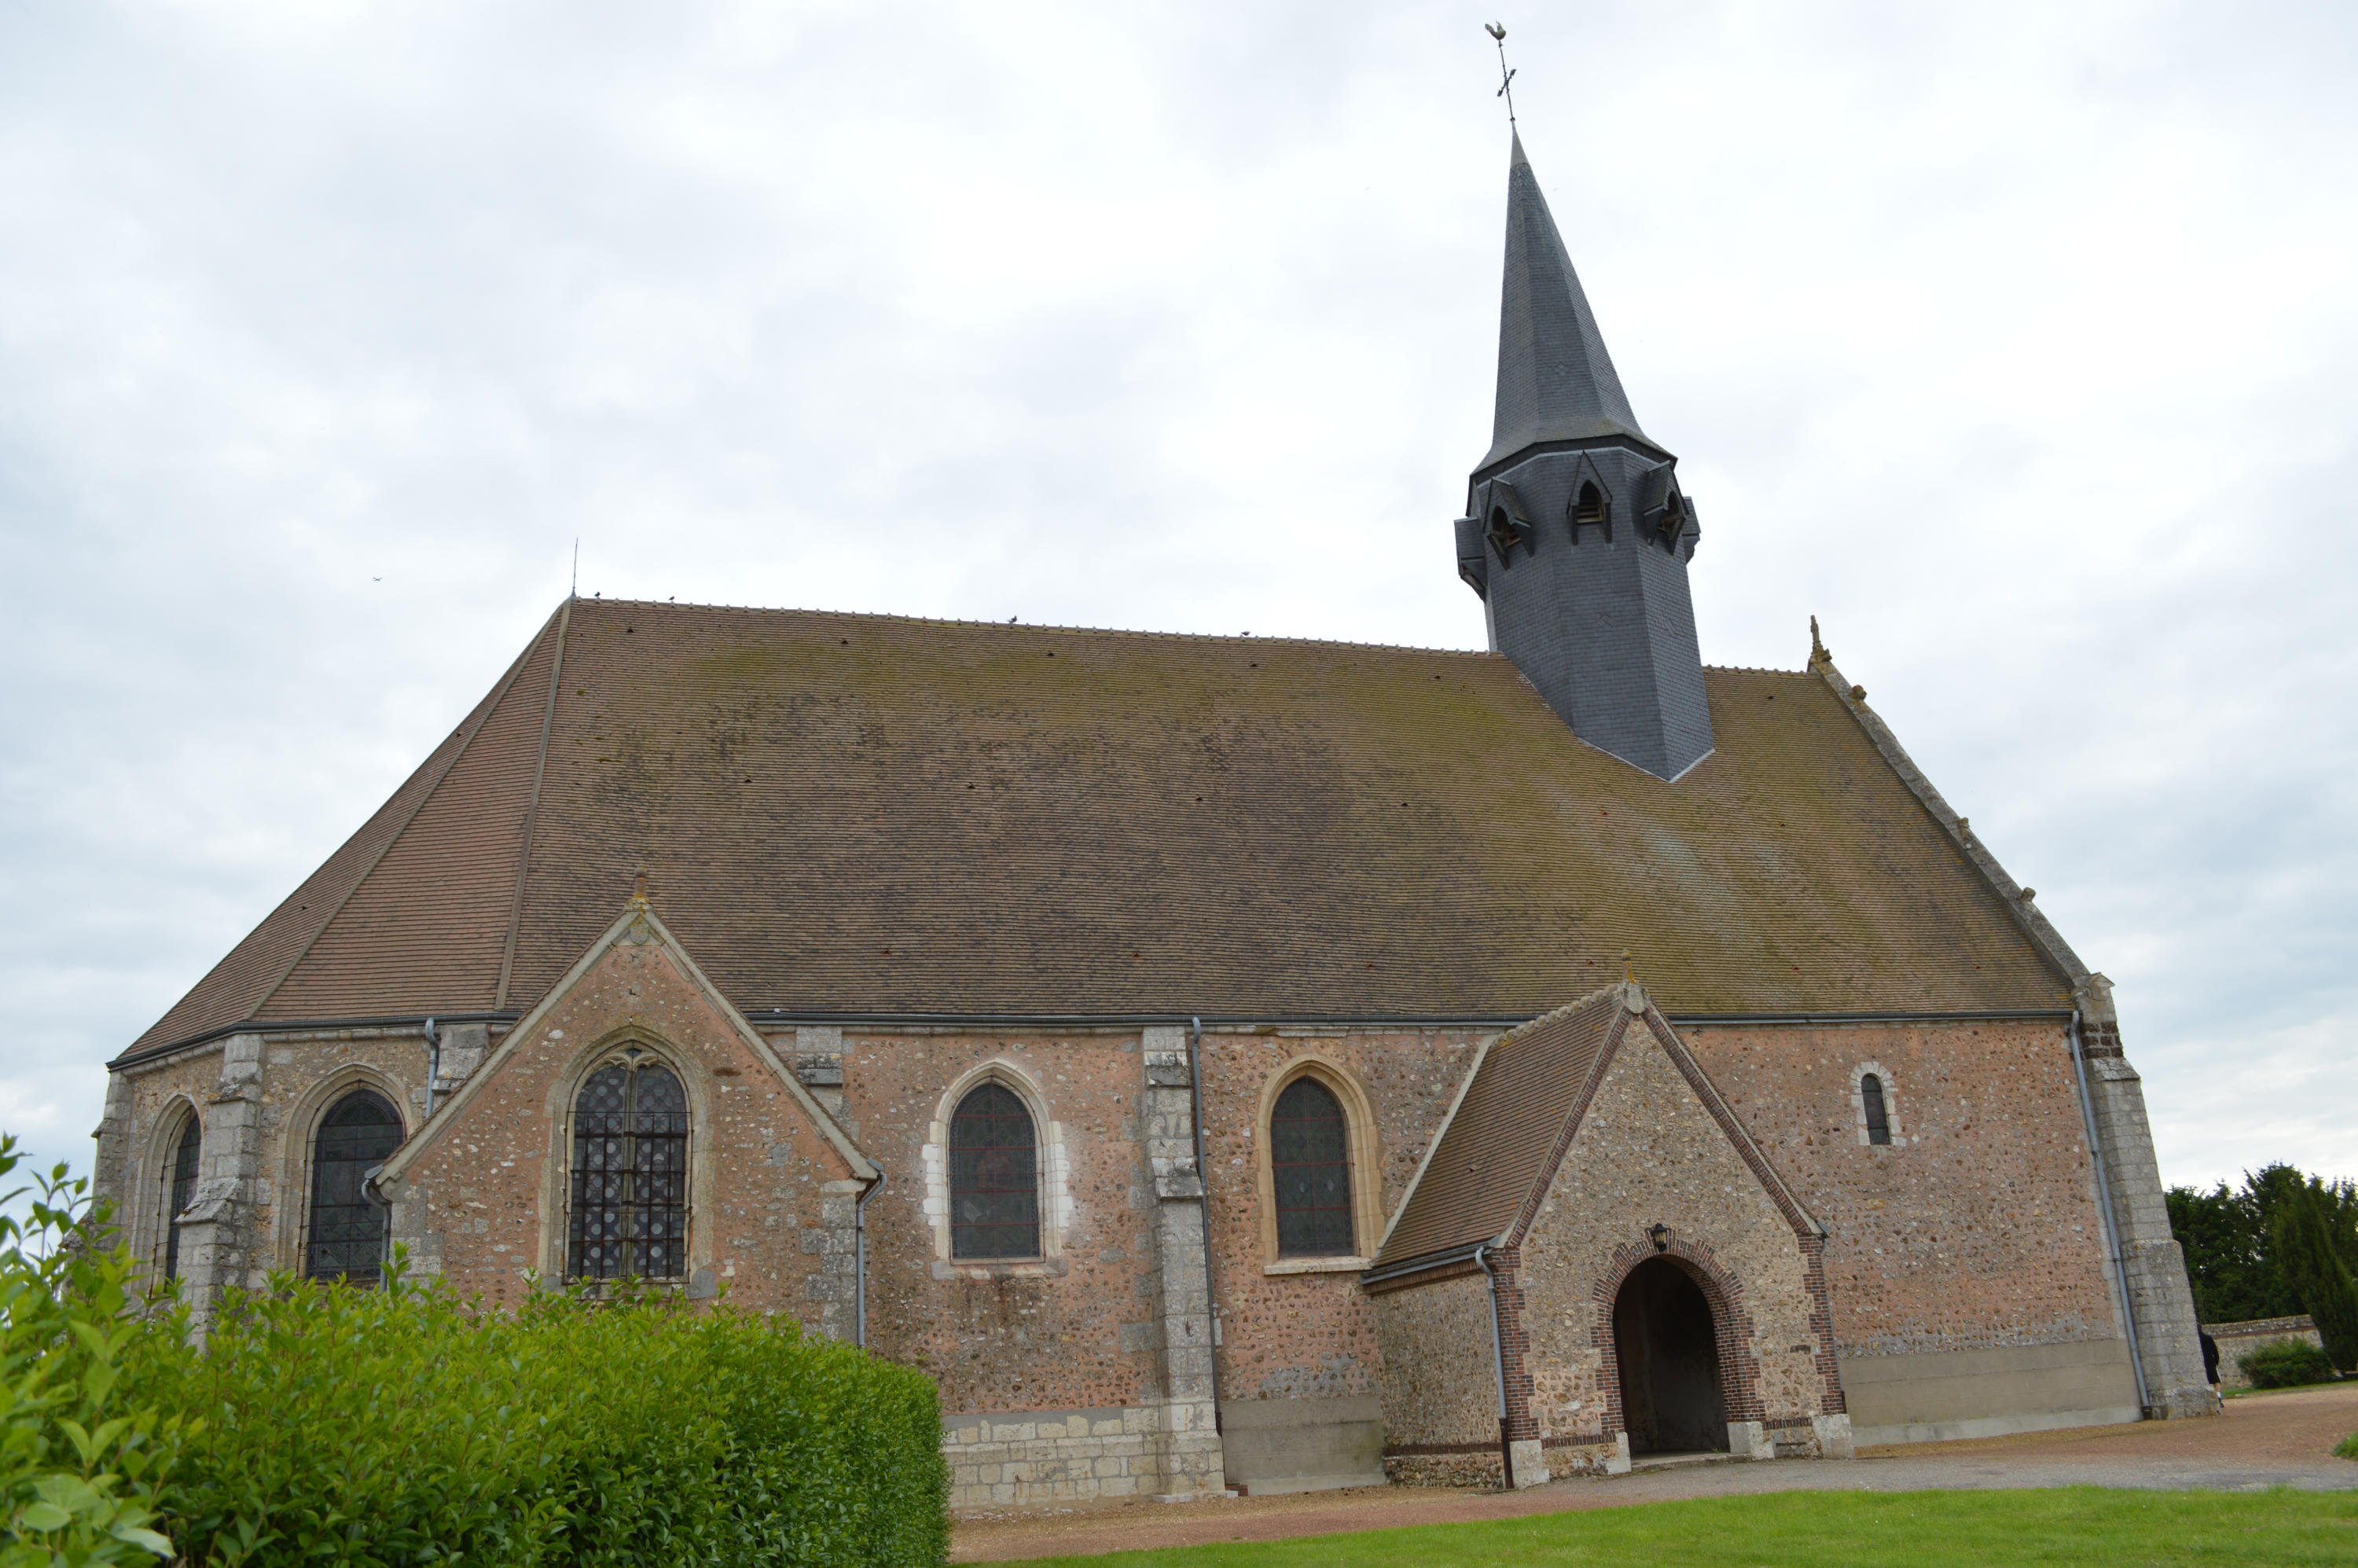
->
<box><xmin>2167</xmin><ymin>1164</ymin><xmax>2357</xmax><ymax>1372</ymax></box>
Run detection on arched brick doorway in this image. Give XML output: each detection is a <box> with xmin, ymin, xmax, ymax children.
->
<box><xmin>1613</xmin><ymin>1257</ymin><xmax>1728</xmax><ymax>1454</ymax></box>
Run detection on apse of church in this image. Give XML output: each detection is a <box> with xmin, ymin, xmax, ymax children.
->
<box><xmin>95</xmin><ymin>133</ymin><xmax>2217</xmax><ymax>1507</ymax></box>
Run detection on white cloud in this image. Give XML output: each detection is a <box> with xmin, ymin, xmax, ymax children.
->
<box><xmin>2</xmin><ymin>0</ymin><xmax>2352</xmax><ymax>1192</ymax></box>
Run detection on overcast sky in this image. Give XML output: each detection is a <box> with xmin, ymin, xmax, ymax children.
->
<box><xmin>2</xmin><ymin>2</ymin><xmax>2352</xmax><ymax>1197</ymax></box>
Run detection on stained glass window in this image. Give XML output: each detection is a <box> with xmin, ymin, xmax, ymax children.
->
<box><xmin>949</xmin><ymin>1082</ymin><xmax>1039</xmax><ymax>1260</ymax></box>
<box><xmin>569</xmin><ymin>1056</ymin><xmax>690</xmax><ymax>1280</ymax></box>
<box><xmin>306</xmin><ymin>1089</ymin><xmax>401</xmax><ymax>1284</ymax></box>
<box><xmin>162</xmin><ymin>1114</ymin><xmax>201</xmax><ymax>1281</ymax></box>
<box><xmin>1272</xmin><ymin>1077</ymin><xmax>1353</xmax><ymax>1257</ymax></box>
<box><xmin>1862</xmin><ymin>1074</ymin><xmax>1892</xmax><ymax>1146</ymax></box>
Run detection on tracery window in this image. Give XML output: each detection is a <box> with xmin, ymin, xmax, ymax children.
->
<box><xmin>1270</xmin><ymin>1077</ymin><xmax>1354</xmax><ymax>1257</ymax></box>
<box><xmin>949</xmin><ymin>1082</ymin><xmax>1039</xmax><ymax>1259</ymax></box>
<box><xmin>568</xmin><ymin>1052</ymin><xmax>690</xmax><ymax>1280</ymax></box>
<box><xmin>306</xmin><ymin>1089</ymin><xmax>401</xmax><ymax>1284</ymax></box>
<box><xmin>1861</xmin><ymin>1073</ymin><xmax>1892</xmax><ymax>1147</ymax></box>
<box><xmin>161</xmin><ymin>1113</ymin><xmax>201</xmax><ymax>1281</ymax></box>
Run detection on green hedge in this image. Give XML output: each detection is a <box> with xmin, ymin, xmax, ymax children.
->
<box><xmin>2238</xmin><ymin>1339</ymin><xmax>2338</xmax><ymax>1390</ymax></box>
<box><xmin>3</xmin><ymin>1137</ymin><xmax>948</xmax><ymax>1567</ymax></box>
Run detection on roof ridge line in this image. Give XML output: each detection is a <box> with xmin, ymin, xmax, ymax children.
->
<box><xmin>575</xmin><ymin>597</ymin><xmax>1505</xmax><ymax>658</ymax></box>
<box><xmin>244</xmin><ymin>602</ymin><xmax>568</xmax><ymax>1023</ymax></box>
<box><xmin>494</xmin><ymin>597</ymin><xmax>572</xmax><ymax>1010</ymax></box>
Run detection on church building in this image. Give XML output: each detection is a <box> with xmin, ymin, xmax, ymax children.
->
<box><xmin>95</xmin><ymin>134</ymin><xmax>2216</xmax><ymax>1501</ymax></box>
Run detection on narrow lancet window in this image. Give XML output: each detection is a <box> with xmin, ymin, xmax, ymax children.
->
<box><xmin>162</xmin><ymin>1114</ymin><xmax>201</xmax><ymax>1281</ymax></box>
<box><xmin>569</xmin><ymin>1054</ymin><xmax>690</xmax><ymax>1280</ymax></box>
<box><xmin>1272</xmin><ymin>1077</ymin><xmax>1354</xmax><ymax>1257</ymax></box>
<box><xmin>949</xmin><ymin>1082</ymin><xmax>1040</xmax><ymax>1259</ymax></box>
<box><xmin>306</xmin><ymin>1089</ymin><xmax>401</xmax><ymax>1284</ymax></box>
<box><xmin>1861</xmin><ymin>1074</ymin><xmax>1892</xmax><ymax>1146</ymax></box>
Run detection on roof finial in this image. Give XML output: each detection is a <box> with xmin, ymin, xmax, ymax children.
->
<box><xmin>630</xmin><ymin>868</ymin><xmax>650</xmax><ymax>909</ymax></box>
<box><xmin>1809</xmin><ymin>615</ymin><xmax>1828</xmax><ymax>665</ymax></box>
<box><xmin>1485</xmin><ymin>23</ymin><xmax>1516</xmax><ymax>127</ymax></box>
<box><xmin>1622</xmin><ymin>949</ymin><xmax>1633</xmax><ymax>982</ymax></box>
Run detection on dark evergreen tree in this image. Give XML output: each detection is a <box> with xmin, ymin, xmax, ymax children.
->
<box><xmin>2167</xmin><ymin>1165</ymin><xmax>2358</xmax><ymax>1326</ymax></box>
<box><xmin>2269</xmin><ymin>1184</ymin><xmax>2358</xmax><ymax>1372</ymax></box>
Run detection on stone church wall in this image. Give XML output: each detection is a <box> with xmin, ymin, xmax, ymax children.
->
<box><xmin>831</xmin><ymin>1025</ymin><xmax>1220</xmax><ymax>1504</ymax></box>
<box><xmin>383</xmin><ymin>930</ymin><xmax>859</xmax><ymax>1320</ymax></box>
<box><xmin>1515</xmin><ymin>1029</ymin><xmax>1846</xmax><ymax>1473</ymax></box>
<box><xmin>1368</xmin><ymin>1267</ymin><xmax>1508</xmax><ymax>1485</ymax></box>
<box><xmin>1682</xmin><ymin>1019</ymin><xmax>2143</xmax><ymax>1442</ymax></box>
<box><xmin>103</xmin><ymin>1026</ymin><xmax>435</xmax><ymax>1325</ymax></box>
<box><xmin>1192</xmin><ymin>1025</ymin><xmax>1494</xmax><ymax>1493</ymax></box>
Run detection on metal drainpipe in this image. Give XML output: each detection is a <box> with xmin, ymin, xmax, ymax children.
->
<box><xmin>856</xmin><ymin>1170</ymin><xmax>884</xmax><ymax>1352</ymax></box>
<box><xmin>423</xmin><ymin>1018</ymin><xmax>439</xmax><ymax>1118</ymax></box>
<box><xmin>1187</xmin><ymin>1017</ymin><xmax>1222</xmax><ymax>1435</ymax></box>
<box><xmin>2069</xmin><ymin>1007</ymin><xmax>2150</xmax><ymax>1415</ymax></box>
<box><xmin>1475</xmin><ymin>1243</ymin><xmax>1515</xmax><ymax>1489</ymax></box>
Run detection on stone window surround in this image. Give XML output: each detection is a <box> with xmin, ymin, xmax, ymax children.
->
<box><xmin>923</xmin><ymin>1059</ymin><xmax>1073</xmax><ymax>1280</ymax></box>
<box><xmin>131</xmin><ymin>1093</ymin><xmax>204</xmax><ymax>1283</ymax></box>
<box><xmin>1251</xmin><ymin>1052</ymin><xmax>1383</xmax><ymax>1274</ymax></box>
<box><xmin>268</xmin><ymin>1062</ymin><xmax>413</xmax><ymax>1276</ymax></box>
<box><xmin>1848</xmin><ymin>1061</ymin><xmax>1906</xmax><ymax>1148</ymax></box>
<box><xmin>534</xmin><ymin>1028</ymin><xmax>711</xmax><ymax>1287</ymax></box>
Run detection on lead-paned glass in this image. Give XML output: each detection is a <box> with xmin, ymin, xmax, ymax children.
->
<box><xmin>949</xmin><ymin>1083</ymin><xmax>1039</xmax><ymax>1259</ymax></box>
<box><xmin>1272</xmin><ymin>1078</ymin><xmax>1353</xmax><ymax>1257</ymax></box>
<box><xmin>568</xmin><ymin>1057</ymin><xmax>690</xmax><ymax>1280</ymax></box>
<box><xmin>306</xmin><ymin>1090</ymin><xmax>401</xmax><ymax>1284</ymax></box>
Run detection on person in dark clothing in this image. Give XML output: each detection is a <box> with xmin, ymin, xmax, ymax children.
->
<box><xmin>2200</xmin><ymin>1330</ymin><xmax>2221</xmax><ymax>1390</ymax></box>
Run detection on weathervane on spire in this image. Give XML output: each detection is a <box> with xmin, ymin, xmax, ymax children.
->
<box><xmin>1486</xmin><ymin>22</ymin><xmax>1516</xmax><ymax>125</ymax></box>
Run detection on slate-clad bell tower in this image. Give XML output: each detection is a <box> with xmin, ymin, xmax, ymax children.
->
<box><xmin>1454</xmin><ymin>134</ymin><xmax>1713</xmax><ymax>780</ymax></box>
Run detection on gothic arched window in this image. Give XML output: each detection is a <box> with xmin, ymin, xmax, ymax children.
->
<box><xmin>949</xmin><ymin>1082</ymin><xmax>1039</xmax><ymax>1260</ymax></box>
<box><xmin>306</xmin><ymin>1089</ymin><xmax>402</xmax><ymax>1284</ymax></box>
<box><xmin>161</xmin><ymin>1113</ymin><xmax>201</xmax><ymax>1281</ymax></box>
<box><xmin>568</xmin><ymin>1053</ymin><xmax>689</xmax><ymax>1280</ymax></box>
<box><xmin>1271</xmin><ymin>1077</ymin><xmax>1354</xmax><ymax>1257</ymax></box>
<box><xmin>1861</xmin><ymin>1074</ymin><xmax>1892</xmax><ymax>1147</ymax></box>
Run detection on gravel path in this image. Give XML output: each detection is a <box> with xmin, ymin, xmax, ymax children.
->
<box><xmin>951</xmin><ymin>1383</ymin><xmax>2358</xmax><ymax>1562</ymax></box>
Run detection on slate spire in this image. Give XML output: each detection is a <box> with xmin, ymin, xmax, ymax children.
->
<box><xmin>1482</xmin><ymin>130</ymin><xmax>1648</xmax><ymax>472</ymax></box>
<box><xmin>1452</xmin><ymin>134</ymin><xmax>1713</xmax><ymax>782</ymax></box>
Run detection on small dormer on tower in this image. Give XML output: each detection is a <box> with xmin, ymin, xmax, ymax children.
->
<box><xmin>1453</xmin><ymin>134</ymin><xmax>1713</xmax><ymax>781</ymax></box>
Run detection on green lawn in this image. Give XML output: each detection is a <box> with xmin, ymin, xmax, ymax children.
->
<box><xmin>1027</xmin><ymin>1488</ymin><xmax>2358</xmax><ymax>1567</ymax></box>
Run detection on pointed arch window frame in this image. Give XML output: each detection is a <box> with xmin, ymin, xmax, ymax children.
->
<box><xmin>156</xmin><ymin>1104</ymin><xmax>202</xmax><ymax>1283</ymax></box>
<box><xmin>924</xmin><ymin>1061</ymin><xmax>1072</xmax><ymax>1279</ymax></box>
<box><xmin>1254</xmin><ymin>1055</ymin><xmax>1383</xmax><ymax>1274</ymax></box>
<box><xmin>303</xmin><ymin>1086</ymin><xmax>405</xmax><ymax>1286</ymax></box>
<box><xmin>564</xmin><ymin>1044</ymin><xmax>694</xmax><ymax>1284</ymax></box>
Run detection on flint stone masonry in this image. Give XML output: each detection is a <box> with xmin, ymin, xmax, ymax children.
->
<box><xmin>2205</xmin><ymin>1316</ymin><xmax>2327</xmax><ymax>1390</ymax></box>
<box><xmin>378</xmin><ymin>913</ymin><xmax>860</xmax><ymax>1323</ymax></box>
<box><xmin>1514</xmin><ymin>1019</ymin><xmax>1844</xmax><ymax>1471</ymax></box>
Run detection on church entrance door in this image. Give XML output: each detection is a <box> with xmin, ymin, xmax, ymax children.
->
<box><xmin>1613</xmin><ymin>1257</ymin><xmax>1728</xmax><ymax>1454</ymax></box>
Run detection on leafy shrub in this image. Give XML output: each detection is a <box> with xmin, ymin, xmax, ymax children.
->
<box><xmin>2239</xmin><ymin>1339</ymin><xmax>2338</xmax><ymax>1389</ymax></box>
<box><xmin>118</xmin><ymin>1260</ymin><xmax>947</xmax><ymax>1567</ymax></box>
<box><xmin>2</xmin><ymin>1136</ymin><xmax>185</xmax><ymax>1566</ymax></box>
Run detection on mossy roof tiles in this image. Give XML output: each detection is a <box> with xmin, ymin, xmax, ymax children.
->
<box><xmin>126</xmin><ymin>597</ymin><xmax>2068</xmax><ymax>1058</ymax></box>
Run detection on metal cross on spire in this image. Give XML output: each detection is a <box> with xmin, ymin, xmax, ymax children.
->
<box><xmin>1485</xmin><ymin>22</ymin><xmax>1516</xmax><ymax>125</ymax></box>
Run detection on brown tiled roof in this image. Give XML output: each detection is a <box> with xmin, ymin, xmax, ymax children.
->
<box><xmin>124</xmin><ymin>598</ymin><xmax>2070</xmax><ymax>1058</ymax></box>
<box><xmin>1372</xmin><ymin>987</ymin><xmax>1627</xmax><ymax>1268</ymax></box>
<box><xmin>1370</xmin><ymin>986</ymin><xmax>1819</xmax><ymax>1271</ymax></box>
